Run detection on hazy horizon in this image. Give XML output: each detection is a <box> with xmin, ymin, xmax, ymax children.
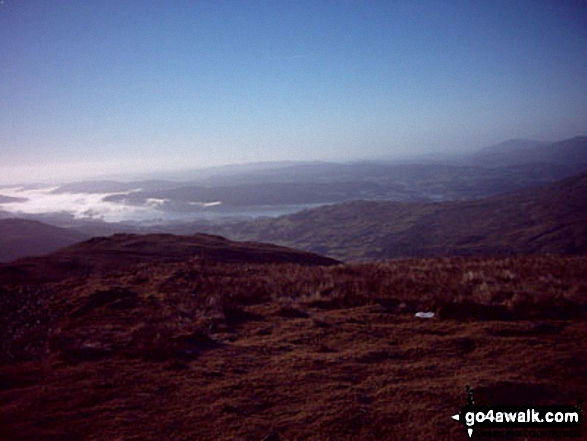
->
<box><xmin>0</xmin><ymin>134</ymin><xmax>578</xmax><ymax>186</ymax></box>
<box><xmin>1</xmin><ymin>1</ymin><xmax>587</xmax><ymax>184</ymax></box>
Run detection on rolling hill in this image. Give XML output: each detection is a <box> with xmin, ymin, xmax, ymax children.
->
<box><xmin>0</xmin><ymin>218</ymin><xmax>90</xmax><ymax>263</ymax></box>
<box><xmin>0</xmin><ymin>232</ymin><xmax>339</xmax><ymax>284</ymax></box>
<box><xmin>194</xmin><ymin>171</ymin><xmax>587</xmax><ymax>262</ymax></box>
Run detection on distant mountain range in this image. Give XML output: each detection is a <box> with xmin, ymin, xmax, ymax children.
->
<box><xmin>45</xmin><ymin>135</ymin><xmax>587</xmax><ymax>212</ymax></box>
<box><xmin>97</xmin><ymin>136</ymin><xmax>587</xmax><ymax>185</ymax></box>
<box><xmin>465</xmin><ymin>136</ymin><xmax>587</xmax><ymax>168</ymax></box>
<box><xmin>195</xmin><ymin>171</ymin><xmax>587</xmax><ymax>261</ymax></box>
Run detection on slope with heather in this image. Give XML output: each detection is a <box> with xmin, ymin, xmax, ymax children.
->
<box><xmin>0</xmin><ymin>253</ymin><xmax>586</xmax><ymax>440</ymax></box>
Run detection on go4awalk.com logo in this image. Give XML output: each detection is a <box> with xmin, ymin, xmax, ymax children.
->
<box><xmin>451</xmin><ymin>386</ymin><xmax>583</xmax><ymax>438</ymax></box>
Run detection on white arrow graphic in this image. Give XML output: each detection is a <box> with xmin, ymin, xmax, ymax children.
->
<box><xmin>451</xmin><ymin>413</ymin><xmax>474</xmax><ymax>438</ymax></box>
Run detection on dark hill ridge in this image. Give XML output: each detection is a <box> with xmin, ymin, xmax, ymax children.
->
<box><xmin>64</xmin><ymin>233</ymin><xmax>340</xmax><ymax>266</ymax></box>
<box><xmin>0</xmin><ymin>218</ymin><xmax>89</xmax><ymax>263</ymax></box>
<box><xmin>198</xmin><ymin>171</ymin><xmax>587</xmax><ymax>261</ymax></box>
<box><xmin>468</xmin><ymin>136</ymin><xmax>587</xmax><ymax>168</ymax></box>
<box><xmin>0</xmin><ymin>195</ymin><xmax>27</xmax><ymax>203</ymax></box>
<box><xmin>0</xmin><ymin>233</ymin><xmax>339</xmax><ymax>284</ymax></box>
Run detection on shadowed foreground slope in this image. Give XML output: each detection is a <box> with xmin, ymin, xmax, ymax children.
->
<box><xmin>0</xmin><ymin>219</ymin><xmax>89</xmax><ymax>263</ymax></box>
<box><xmin>0</xmin><ymin>251</ymin><xmax>586</xmax><ymax>440</ymax></box>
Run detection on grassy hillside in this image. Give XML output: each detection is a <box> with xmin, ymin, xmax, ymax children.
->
<box><xmin>197</xmin><ymin>172</ymin><xmax>587</xmax><ymax>261</ymax></box>
<box><xmin>0</xmin><ymin>253</ymin><xmax>586</xmax><ymax>440</ymax></box>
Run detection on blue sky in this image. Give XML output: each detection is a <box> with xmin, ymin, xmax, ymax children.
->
<box><xmin>1</xmin><ymin>0</ymin><xmax>586</xmax><ymax>182</ymax></box>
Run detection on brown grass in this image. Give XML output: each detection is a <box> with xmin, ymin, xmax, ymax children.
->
<box><xmin>0</xmin><ymin>255</ymin><xmax>586</xmax><ymax>440</ymax></box>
